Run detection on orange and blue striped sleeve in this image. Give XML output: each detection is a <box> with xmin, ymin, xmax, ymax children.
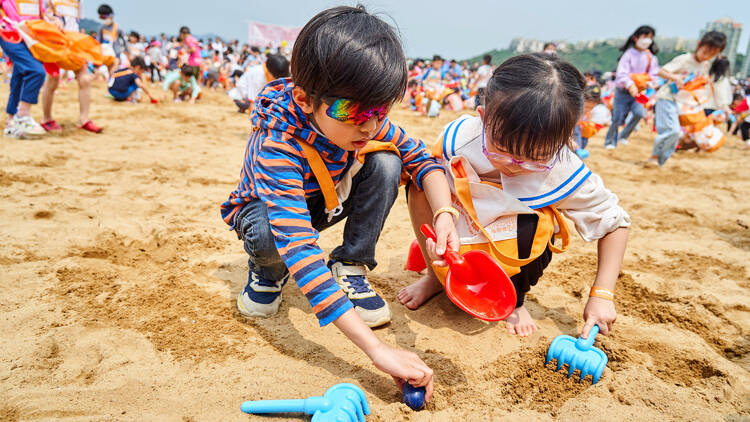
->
<box><xmin>253</xmin><ymin>136</ymin><xmax>352</xmax><ymax>326</ymax></box>
<box><xmin>373</xmin><ymin>119</ymin><xmax>443</xmax><ymax>189</ymax></box>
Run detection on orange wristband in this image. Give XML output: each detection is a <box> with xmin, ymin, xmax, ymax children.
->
<box><xmin>589</xmin><ymin>286</ymin><xmax>614</xmax><ymax>301</ymax></box>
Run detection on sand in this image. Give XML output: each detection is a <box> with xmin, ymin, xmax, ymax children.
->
<box><xmin>1</xmin><ymin>81</ymin><xmax>749</xmax><ymax>422</ymax></box>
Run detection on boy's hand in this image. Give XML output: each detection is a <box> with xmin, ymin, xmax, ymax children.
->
<box><xmin>367</xmin><ymin>342</ymin><xmax>434</xmax><ymax>402</ymax></box>
<box><xmin>581</xmin><ymin>296</ymin><xmax>617</xmax><ymax>338</ymax></box>
<box><xmin>426</xmin><ymin>213</ymin><xmax>460</xmax><ymax>267</ymax></box>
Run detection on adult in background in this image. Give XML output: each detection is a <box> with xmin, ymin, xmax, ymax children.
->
<box><xmin>604</xmin><ymin>25</ymin><xmax>659</xmax><ymax>150</ymax></box>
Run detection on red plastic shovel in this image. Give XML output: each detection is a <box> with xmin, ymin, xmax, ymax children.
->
<box><xmin>420</xmin><ymin>224</ymin><xmax>516</xmax><ymax>321</ymax></box>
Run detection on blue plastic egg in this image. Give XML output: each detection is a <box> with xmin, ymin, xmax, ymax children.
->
<box><xmin>402</xmin><ymin>383</ymin><xmax>425</xmax><ymax>410</ymax></box>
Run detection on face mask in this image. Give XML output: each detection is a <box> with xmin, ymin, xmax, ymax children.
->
<box><xmin>636</xmin><ymin>37</ymin><xmax>652</xmax><ymax>50</ymax></box>
<box><xmin>101</xmin><ymin>17</ymin><xmax>113</xmax><ymax>25</ymax></box>
<box><xmin>543</xmin><ymin>49</ymin><xmax>557</xmax><ymax>56</ymax></box>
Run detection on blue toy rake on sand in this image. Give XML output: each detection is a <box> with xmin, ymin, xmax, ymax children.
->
<box><xmin>545</xmin><ymin>324</ymin><xmax>608</xmax><ymax>384</ymax></box>
<box><xmin>240</xmin><ymin>383</ymin><xmax>370</xmax><ymax>422</ymax></box>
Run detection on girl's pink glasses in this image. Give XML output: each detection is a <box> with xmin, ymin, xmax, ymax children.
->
<box><xmin>481</xmin><ymin>128</ymin><xmax>558</xmax><ymax>172</ymax></box>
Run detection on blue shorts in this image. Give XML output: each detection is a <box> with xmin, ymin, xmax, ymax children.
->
<box><xmin>109</xmin><ymin>84</ymin><xmax>138</xmax><ymax>101</ymax></box>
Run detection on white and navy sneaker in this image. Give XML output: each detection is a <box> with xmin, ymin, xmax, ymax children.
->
<box><xmin>237</xmin><ymin>272</ymin><xmax>289</xmax><ymax>317</ymax></box>
<box><xmin>329</xmin><ymin>260</ymin><xmax>391</xmax><ymax>327</ymax></box>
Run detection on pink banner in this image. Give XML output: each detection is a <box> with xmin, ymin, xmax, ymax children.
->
<box><xmin>248</xmin><ymin>21</ymin><xmax>301</xmax><ymax>48</ymax></box>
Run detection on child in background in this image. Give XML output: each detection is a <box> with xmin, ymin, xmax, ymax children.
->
<box><xmin>163</xmin><ymin>65</ymin><xmax>201</xmax><ymax>103</ymax></box>
<box><xmin>604</xmin><ymin>25</ymin><xmax>660</xmax><ymax>150</ymax></box>
<box><xmin>178</xmin><ymin>26</ymin><xmax>201</xmax><ymax>76</ymax></box>
<box><xmin>574</xmin><ymin>85</ymin><xmax>611</xmax><ymax>156</ymax></box>
<box><xmin>229</xmin><ymin>54</ymin><xmax>289</xmax><ymax>113</ymax></box>
<box><xmin>703</xmin><ymin>56</ymin><xmax>732</xmax><ymax>117</ymax></box>
<box><xmin>108</xmin><ymin>57</ymin><xmax>157</xmax><ymax>103</ymax></box>
<box><xmin>96</xmin><ymin>4</ymin><xmax>125</xmax><ymax>72</ymax></box>
<box><xmin>399</xmin><ymin>54</ymin><xmax>629</xmax><ymax>339</ymax></box>
<box><xmin>221</xmin><ymin>6</ymin><xmax>460</xmax><ymax>400</ymax></box>
<box><xmin>647</xmin><ymin>31</ymin><xmax>726</xmax><ymax>167</ymax></box>
<box><xmin>0</xmin><ymin>0</ymin><xmax>47</xmax><ymax>139</ymax></box>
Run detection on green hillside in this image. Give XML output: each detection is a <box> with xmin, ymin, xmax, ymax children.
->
<box><xmin>466</xmin><ymin>47</ymin><xmax>688</xmax><ymax>73</ymax></box>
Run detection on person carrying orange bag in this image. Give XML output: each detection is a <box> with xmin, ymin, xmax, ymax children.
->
<box><xmin>38</xmin><ymin>0</ymin><xmax>102</xmax><ymax>133</ymax></box>
<box><xmin>0</xmin><ymin>0</ymin><xmax>47</xmax><ymax>138</ymax></box>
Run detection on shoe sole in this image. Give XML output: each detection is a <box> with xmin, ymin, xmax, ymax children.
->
<box><xmin>236</xmin><ymin>292</ymin><xmax>280</xmax><ymax>318</ymax></box>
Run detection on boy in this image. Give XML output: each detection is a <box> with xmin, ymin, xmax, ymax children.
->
<box><xmin>162</xmin><ymin>65</ymin><xmax>201</xmax><ymax>103</ymax></box>
<box><xmin>221</xmin><ymin>6</ymin><xmax>460</xmax><ymax>399</ymax></box>
<box><xmin>574</xmin><ymin>85</ymin><xmax>611</xmax><ymax>155</ymax></box>
<box><xmin>96</xmin><ymin>4</ymin><xmax>126</xmax><ymax>73</ymax></box>
<box><xmin>108</xmin><ymin>57</ymin><xmax>157</xmax><ymax>103</ymax></box>
<box><xmin>647</xmin><ymin>31</ymin><xmax>726</xmax><ymax>167</ymax></box>
<box><xmin>229</xmin><ymin>54</ymin><xmax>289</xmax><ymax>113</ymax></box>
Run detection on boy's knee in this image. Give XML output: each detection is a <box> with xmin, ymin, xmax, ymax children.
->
<box><xmin>364</xmin><ymin>151</ymin><xmax>402</xmax><ymax>183</ymax></box>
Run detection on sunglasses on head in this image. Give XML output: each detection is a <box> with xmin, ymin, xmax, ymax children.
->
<box><xmin>319</xmin><ymin>95</ymin><xmax>392</xmax><ymax>126</ymax></box>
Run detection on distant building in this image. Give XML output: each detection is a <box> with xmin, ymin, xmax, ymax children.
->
<box><xmin>700</xmin><ymin>17</ymin><xmax>742</xmax><ymax>74</ymax></box>
<box><xmin>742</xmin><ymin>39</ymin><xmax>750</xmax><ymax>78</ymax></box>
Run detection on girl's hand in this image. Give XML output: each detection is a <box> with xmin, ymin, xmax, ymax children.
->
<box><xmin>427</xmin><ymin>212</ymin><xmax>460</xmax><ymax>267</ymax></box>
<box><xmin>367</xmin><ymin>342</ymin><xmax>434</xmax><ymax>402</ymax></box>
<box><xmin>581</xmin><ymin>297</ymin><xmax>617</xmax><ymax>338</ymax></box>
<box><xmin>671</xmin><ymin>75</ymin><xmax>685</xmax><ymax>89</ymax></box>
<box><xmin>627</xmin><ymin>84</ymin><xmax>639</xmax><ymax>97</ymax></box>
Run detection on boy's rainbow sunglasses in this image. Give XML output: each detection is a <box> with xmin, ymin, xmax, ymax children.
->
<box><xmin>481</xmin><ymin>128</ymin><xmax>559</xmax><ymax>172</ymax></box>
<box><xmin>320</xmin><ymin>95</ymin><xmax>392</xmax><ymax>126</ymax></box>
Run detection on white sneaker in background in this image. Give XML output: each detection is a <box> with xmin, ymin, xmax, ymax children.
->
<box><xmin>605</xmin><ymin>144</ymin><xmax>616</xmax><ymax>150</ymax></box>
<box><xmin>619</xmin><ymin>138</ymin><xmax>629</xmax><ymax>145</ymax></box>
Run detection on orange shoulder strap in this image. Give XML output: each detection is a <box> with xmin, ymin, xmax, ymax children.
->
<box><xmin>452</xmin><ymin>161</ymin><xmax>569</xmax><ymax>267</ymax></box>
<box><xmin>646</xmin><ymin>51</ymin><xmax>651</xmax><ymax>73</ymax></box>
<box><xmin>296</xmin><ymin>140</ymin><xmax>341</xmax><ymax>215</ymax></box>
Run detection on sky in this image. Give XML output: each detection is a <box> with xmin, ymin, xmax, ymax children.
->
<box><xmin>83</xmin><ymin>0</ymin><xmax>750</xmax><ymax>59</ymax></box>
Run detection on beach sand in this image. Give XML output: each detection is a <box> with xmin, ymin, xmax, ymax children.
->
<box><xmin>1</xmin><ymin>82</ymin><xmax>749</xmax><ymax>421</ymax></box>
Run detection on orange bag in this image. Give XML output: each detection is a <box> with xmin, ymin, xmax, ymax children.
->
<box><xmin>18</xmin><ymin>19</ymin><xmax>67</xmax><ymax>63</ymax></box>
<box><xmin>62</xmin><ymin>31</ymin><xmax>104</xmax><ymax>70</ymax></box>
<box><xmin>629</xmin><ymin>52</ymin><xmax>652</xmax><ymax>91</ymax></box>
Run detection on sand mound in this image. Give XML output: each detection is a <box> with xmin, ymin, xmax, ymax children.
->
<box><xmin>1</xmin><ymin>82</ymin><xmax>748</xmax><ymax>421</ymax></box>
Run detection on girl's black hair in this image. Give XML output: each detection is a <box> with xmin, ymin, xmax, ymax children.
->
<box><xmin>698</xmin><ymin>31</ymin><xmax>727</xmax><ymax>52</ymax></box>
<box><xmin>291</xmin><ymin>5</ymin><xmax>407</xmax><ymax>108</ymax></box>
<box><xmin>709</xmin><ymin>56</ymin><xmax>730</xmax><ymax>82</ymax></box>
<box><xmin>620</xmin><ymin>25</ymin><xmax>659</xmax><ymax>55</ymax></box>
<box><xmin>483</xmin><ymin>53</ymin><xmax>585</xmax><ymax>161</ymax></box>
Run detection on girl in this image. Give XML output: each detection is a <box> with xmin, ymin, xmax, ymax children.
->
<box><xmin>399</xmin><ymin>53</ymin><xmax>630</xmax><ymax>338</ymax></box>
<box><xmin>647</xmin><ymin>31</ymin><xmax>726</xmax><ymax>167</ymax></box>
<box><xmin>604</xmin><ymin>25</ymin><xmax>660</xmax><ymax>149</ymax></box>
<box><xmin>704</xmin><ymin>56</ymin><xmax>732</xmax><ymax>117</ymax></box>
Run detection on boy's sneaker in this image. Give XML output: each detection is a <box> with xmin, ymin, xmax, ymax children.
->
<box><xmin>619</xmin><ymin>138</ymin><xmax>629</xmax><ymax>145</ymax></box>
<box><xmin>12</xmin><ymin>115</ymin><xmax>45</xmax><ymax>137</ymax></box>
<box><xmin>605</xmin><ymin>144</ymin><xmax>616</xmax><ymax>150</ymax></box>
<box><xmin>329</xmin><ymin>260</ymin><xmax>391</xmax><ymax>327</ymax></box>
<box><xmin>237</xmin><ymin>272</ymin><xmax>289</xmax><ymax>318</ymax></box>
<box><xmin>3</xmin><ymin>120</ymin><xmax>24</xmax><ymax>139</ymax></box>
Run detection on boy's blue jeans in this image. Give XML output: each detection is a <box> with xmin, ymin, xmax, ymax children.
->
<box><xmin>234</xmin><ymin>151</ymin><xmax>403</xmax><ymax>283</ymax></box>
<box><xmin>605</xmin><ymin>87</ymin><xmax>646</xmax><ymax>147</ymax></box>
<box><xmin>0</xmin><ymin>38</ymin><xmax>45</xmax><ymax>116</ymax></box>
<box><xmin>653</xmin><ymin>99</ymin><xmax>681</xmax><ymax>165</ymax></box>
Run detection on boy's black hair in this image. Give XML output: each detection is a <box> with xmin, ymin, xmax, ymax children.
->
<box><xmin>583</xmin><ymin>85</ymin><xmax>602</xmax><ymax>103</ymax></box>
<box><xmin>179</xmin><ymin>26</ymin><xmax>190</xmax><ymax>35</ymax></box>
<box><xmin>732</xmin><ymin>93</ymin><xmax>744</xmax><ymax>103</ymax></box>
<box><xmin>482</xmin><ymin>54</ymin><xmax>492</xmax><ymax>65</ymax></box>
<box><xmin>180</xmin><ymin>65</ymin><xmax>194</xmax><ymax>77</ymax></box>
<box><xmin>291</xmin><ymin>5</ymin><xmax>407</xmax><ymax>109</ymax></box>
<box><xmin>483</xmin><ymin>53</ymin><xmax>585</xmax><ymax>161</ymax></box>
<box><xmin>129</xmin><ymin>31</ymin><xmax>140</xmax><ymax>39</ymax></box>
<box><xmin>698</xmin><ymin>30</ymin><xmax>727</xmax><ymax>52</ymax></box>
<box><xmin>250</xmin><ymin>46</ymin><xmax>260</xmax><ymax>54</ymax></box>
<box><xmin>620</xmin><ymin>25</ymin><xmax>659</xmax><ymax>55</ymax></box>
<box><xmin>97</xmin><ymin>4</ymin><xmax>112</xmax><ymax>16</ymax></box>
<box><xmin>432</xmin><ymin>54</ymin><xmax>443</xmax><ymax>62</ymax></box>
<box><xmin>266</xmin><ymin>54</ymin><xmax>290</xmax><ymax>79</ymax></box>
<box><xmin>709</xmin><ymin>56</ymin><xmax>730</xmax><ymax>82</ymax></box>
<box><xmin>130</xmin><ymin>56</ymin><xmax>146</xmax><ymax>69</ymax></box>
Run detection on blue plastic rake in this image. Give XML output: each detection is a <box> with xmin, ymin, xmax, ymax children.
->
<box><xmin>240</xmin><ymin>383</ymin><xmax>370</xmax><ymax>422</ymax></box>
<box><xmin>545</xmin><ymin>324</ymin><xmax>608</xmax><ymax>384</ymax></box>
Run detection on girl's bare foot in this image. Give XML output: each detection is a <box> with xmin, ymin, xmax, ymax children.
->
<box><xmin>505</xmin><ymin>305</ymin><xmax>537</xmax><ymax>337</ymax></box>
<box><xmin>398</xmin><ymin>274</ymin><xmax>443</xmax><ymax>310</ymax></box>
